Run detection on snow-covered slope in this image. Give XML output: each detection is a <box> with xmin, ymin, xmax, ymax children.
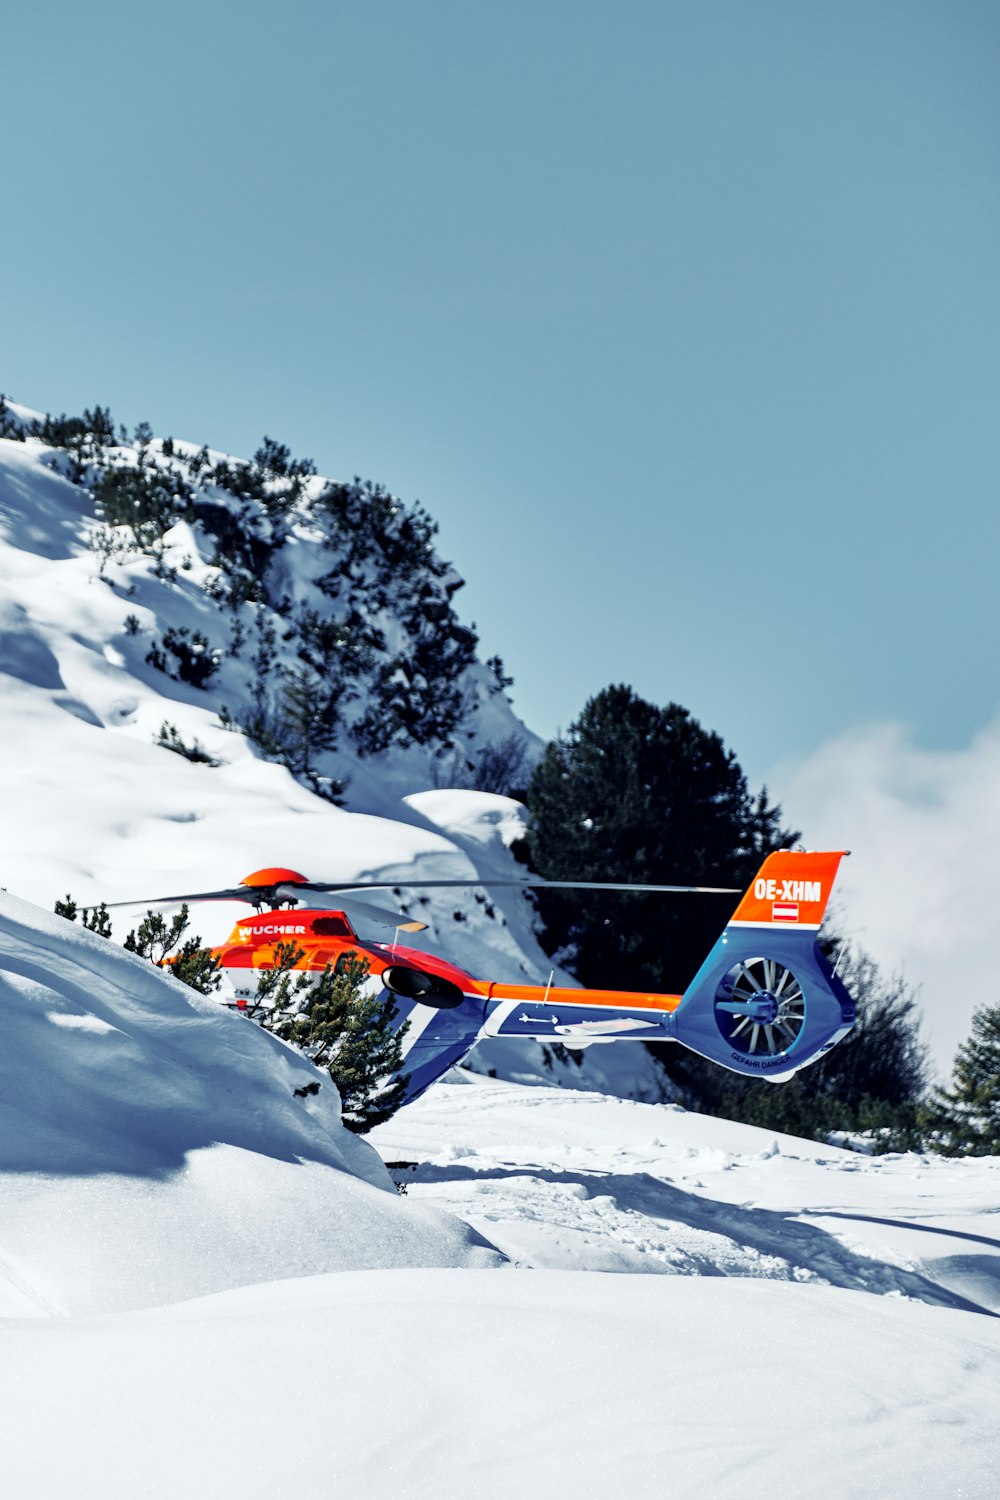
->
<box><xmin>1</xmin><ymin>888</ymin><xmax>998</xmax><ymax>1496</ymax></box>
<box><xmin>0</xmin><ymin>409</ymin><xmax>666</xmax><ymax>1099</ymax></box>
<box><xmin>0</xmin><ymin>889</ymin><xmax>502</xmax><ymax>1317</ymax></box>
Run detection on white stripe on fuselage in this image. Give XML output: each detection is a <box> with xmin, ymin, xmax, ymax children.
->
<box><xmin>397</xmin><ymin>1000</ymin><xmax>449</xmax><ymax>1059</ymax></box>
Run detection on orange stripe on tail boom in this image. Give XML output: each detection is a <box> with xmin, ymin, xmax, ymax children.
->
<box><xmin>478</xmin><ymin>982</ymin><xmax>683</xmax><ymax>1013</ymax></box>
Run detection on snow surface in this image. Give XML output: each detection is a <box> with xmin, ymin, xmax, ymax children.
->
<box><xmin>3</xmin><ymin>1272</ymin><xmax>1000</xmax><ymax>1500</ymax></box>
<box><xmin>2</xmin><ymin>415</ymin><xmax>999</xmax><ymax>1497</ymax></box>
<box><xmin>0</xmin><ymin>890</ymin><xmax>502</xmax><ymax>1319</ymax></box>
<box><xmin>2</xmin><ymin>855</ymin><xmax>997</xmax><ymax>1496</ymax></box>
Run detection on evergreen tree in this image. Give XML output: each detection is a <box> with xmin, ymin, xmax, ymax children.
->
<box><xmin>926</xmin><ymin>1001</ymin><xmax>1000</xmax><ymax>1156</ymax></box>
<box><xmin>92</xmin><ymin>462</ymin><xmax>182</xmax><ymax>550</ymax></box>
<box><xmin>247</xmin><ymin>944</ymin><xmax>409</xmax><ymax>1132</ymax></box>
<box><xmin>524</xmin><ymin>685</ymin><xmax>794</xmax><ymax>994</ymax></box>
<box><xmin>82</xmin><ymin>902</ymin><xmax>114</xmax><ymax>939</ymax></box>
<box><xmin>54</xmin><ymin>895</ymin><xmax>113</xmax><ymax>937</ymax></box>
<box><xmin>124</xmin><ymin>906</ymin><xmax>220</xmax><ymax>994</ymax></box>
<box><xmin>278</xmin><ymin>662</ymin><xmax>340</xmax><ymax>778</ymax></box>
<box><xmin>155</xmin><ymin>721</ymin><xmax>223</xmax><ymax>766</ymax></box>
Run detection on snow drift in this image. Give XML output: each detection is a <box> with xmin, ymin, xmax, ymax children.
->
<box><xmin>0</xmin><ymin>889</ymin><xmax>502</xmax><ymax>1316</ymax></box>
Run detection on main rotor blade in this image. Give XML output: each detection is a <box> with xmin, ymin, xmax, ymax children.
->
<box><xmin>106</xmin><ymin>886</ymin><xmax>255</xmax><ymax>909</ymax></box>
<box><xmin>107</xmin><ymin>875</ymin><xmax>740</xmax><ymax>910</ymax></box>
<box><xmin>275</xmin><ymin>886</ymin><xmax>427</xmax><ymax>932</ymax></box>
<box><xmin>310</xmin><ymin>878</ymin><xmax>740</xmax><ymax>896</ymax></box>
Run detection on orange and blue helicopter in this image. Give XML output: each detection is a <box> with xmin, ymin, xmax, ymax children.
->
<box><xmin>126</xmin><ymin>848</ymin><xmax>855</xmax><ymax>1106</ymax></box>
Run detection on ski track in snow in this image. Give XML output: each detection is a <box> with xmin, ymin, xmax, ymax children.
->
<box><xmin>372</xmin><ymin>1076</ymin><xmax>1000</xmax><ymax>1318</ymax></box>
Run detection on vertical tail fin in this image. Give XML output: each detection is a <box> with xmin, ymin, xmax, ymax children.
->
<box><xmin>671</xmin><ymin>849</ymin><xmax>854</xmax><ymax>1079</ymax></box>
<box><xmin>728</xmin><ymin>849</ymin><xmax>848</xmax><ymax>931</ymax></box>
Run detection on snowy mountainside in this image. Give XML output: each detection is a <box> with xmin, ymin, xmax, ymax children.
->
<box><xmin>0</xmin><ymin>397</ymin><xmax>665</xmax><ymax>1099</ymax></box>
<box><xmin>0</xmin><ymin>395</ymin><xmax>534</xmax><ymax>802</ymax></box>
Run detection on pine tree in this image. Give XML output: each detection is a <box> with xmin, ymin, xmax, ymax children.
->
<box><xmin>277</xmin><ymin>662</ymin><xmax>339</xmax><ymax>778</ymax></box>
<box><xmin>247</xmin><ymin>946</ymin><xmax>409</xmax><ymax>1133</ymax></box>
<box><xmin>926</xmin><ymin>1001</ymin><xmax>1000</xmax><ymax>1156</ymax></box>
<box><xmin>54</xmin><ymin>895</ymin><xmax>113</xmax><ymax>937</ymax></box>
<box><xmin>82</xmin><ymin>903</ymin><xmax>113</xmax><ymax>938</ymax></box>
<box><xmin>524</xmin><ymin>685</ymin><xmax>795</xmax><ymax>994</ymax></box>
<box><xmin>124</xmin><ymin>906</ymin><xmax>220</xmax><ymax>995</ymax></box>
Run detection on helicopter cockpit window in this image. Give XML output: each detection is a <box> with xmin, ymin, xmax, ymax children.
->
<box><xmin>312</xmin><ymin>916</ymin><xmax>353</xmax><ymax>937</ymax></box>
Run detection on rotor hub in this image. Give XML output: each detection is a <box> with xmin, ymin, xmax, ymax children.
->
<box><xmin>714</xmin><ymin>958</ymin><xmax>805</xmax><ymax>1057</ymax></box>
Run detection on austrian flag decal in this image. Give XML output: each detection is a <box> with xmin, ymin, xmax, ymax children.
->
<box><xmin>772</xmin><ymin>901</ymin><xmax>799</xmax><ymax>922</ymax></box>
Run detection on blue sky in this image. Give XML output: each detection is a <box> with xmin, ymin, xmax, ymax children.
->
<box><xmin>4</xmin><ymin>0</ymin><xmax>998</xmax><ymax>785</ymax></box>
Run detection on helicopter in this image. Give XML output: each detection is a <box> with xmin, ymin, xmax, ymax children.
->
<box><xmin>116</xmin><ymin>848</ymin><xmax>855</xmax><ymax>1107</ymax></box>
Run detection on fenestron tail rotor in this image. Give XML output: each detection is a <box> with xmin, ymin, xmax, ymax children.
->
<box><xmin>715</xmin><ymin>957</ymin><xmax>806</xmax><ymax>1057</ymax></box>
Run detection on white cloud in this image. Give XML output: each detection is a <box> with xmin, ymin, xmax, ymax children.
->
<box><xmin>772</xmin><ymin>715</ymin><xmax>1000</xmax><ymax>1080</ymax></box>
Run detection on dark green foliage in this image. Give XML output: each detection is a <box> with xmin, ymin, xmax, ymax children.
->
<box><xmin>220</xmin><ymin>671</ymin><xmax>346</xmax><ymax>804</ymax></box>
<box><xmin>524</xmin><ymin>685</ymin><xmax>794</xmax><ymax>995</ymax></box>
<box><xmin>54</xmin><ymin>894</ymin><xmax>113</xmax><ymax>937</ymax></box>
<box><xmin>317</xmin><ymin>478</ymin><xmax>438</xmax><ymax>576</ymax></box>
<box><xmin>211</xmin><ymin>435</ymin><xmax>316</xmax><ymax>521</ymax></box>
<box><xmin>25</xmin><ymin>404</ymin><xmax>116</xmax><ymax>453</ymax></box>
<box><xmin>28</xmin><ymin>403</ymin><xmax>496</xmax><ymax>789</ymax></box>
<box><xmin>254</xmin><ymin>436</ymin><xmax>316</xmax><ymax>485</ymax></box>
<box><xmin>155</xmin><ymin>721</ymin><xmax>222</xmax><ymax>766</ymax></box>
<box><xmin>33</xmin><ymin>413</ymin><xmax>90</xmax><ymax>450</ymax></box>
<box><xmin>247</xmin><ymin>945</ymin><xmax>410</xmax><ymax>1133</ymax></box>
<box><xmin>925</xmin><ymin>1000</ymin><xmax>1000</xmax><ymax>1156</ymax></box>
<box><xmin>308</xmin><ymin>478</ymin><xmax>479</xmax><ymax>754</ymax></box>
<box><xmin>0</xmin><ymin>396</ymin><xmax>25</xmax><ymax>440</ymax></box>
<box><xmin>810</xmin><ymin>946</ymin><xmax>927</xmax><ymax>1109</ymax></box>
<box><xmin>169</xmin><ymin>939</ymin><xmax>222</xmax><ymax>995</ymax></box>
<box><xmin>485</xmin><ymin>655</ymin><xmax>514</xmax><ymax>694</ymax></box>
<box><xmin>354</xmin><ymin>637</ymin><xmax>473</xmax><ymax>754</ymax></box>
<box><xmin>124</xmin><ymin>905</ymin><xmax>219</xmax><ymax>994</ymax></box>
<box><xmin>295</xmin><ymin>604</ymin><xmax>381</xmax><ymax>682</ymax></box>
<box><xmin>195</xmin><ymin>498</ymin><xmax>273</xmax><ymax>590</ymax></box>
<box><xmin>124</xmin><ymin>907</ymin><xmax>193</xmax><ymax>963</ymax></box>
<box><xmin>83</xmin><ymin>903</ymin><xmax>114</xmax><ymax>939</ymax></box>
<box><xmin>713</xmin><ymin>1078</ymin><xmax>924</xmax><ymax>1152</ymax></box>
<box><xmin>274</xmin><ymin>662</ymin><xmax>340</xmax><ymax>776</ymax></box>
<box><xmin>92</xmin><ymin>461</ymin><xmax>190</xmax><ymax>551</ymax></box>
<box><xmin>146</xmin><ymin>627</ymin><xmax>221</xmax><ymax>688</ymax></box>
